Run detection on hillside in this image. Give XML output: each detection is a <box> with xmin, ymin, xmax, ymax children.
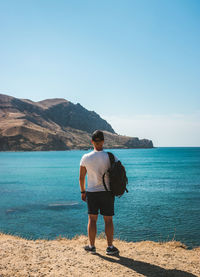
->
<box><xmin>0</xmin><ymin>94</ymin><xmax>153</xmax><ymax>151</ymax></box>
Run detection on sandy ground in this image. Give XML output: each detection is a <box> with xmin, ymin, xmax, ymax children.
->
<box><xmin>0</xmin><ymin>233</ymin><xmax>199</xmax><ymax>277</ymax></box>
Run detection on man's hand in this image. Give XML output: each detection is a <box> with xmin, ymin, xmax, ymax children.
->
<box><xmin>81</xmin><ymin>192</ymin><xmax>86</xmax><ymax>202</ymax></box>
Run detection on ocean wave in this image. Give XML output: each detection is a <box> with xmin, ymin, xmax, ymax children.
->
<box><xmin>48</xmin><ymin>202</ymin><xmax>79</xmax><ymax>207</ymax></box>
<box><xmin>5</xmin><ymin>202</ymin><xmax>80</xmax><ymax>214</ymax></box>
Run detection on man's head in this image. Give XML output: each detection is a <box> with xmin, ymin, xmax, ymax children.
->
<box><xmin>91</xmin><ymin>130</ymin><xmax>104</xmax><ymax>151</ymax></box>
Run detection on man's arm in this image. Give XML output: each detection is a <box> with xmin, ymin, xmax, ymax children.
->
<box><xmin>79</xmin><ymin>166</ymin><xmax>87</xmax><ymax>202</ymax></box>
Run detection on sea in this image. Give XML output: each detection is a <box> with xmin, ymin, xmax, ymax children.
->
<box><xmin>0</xmin><ymin>147</ymin><xmax>200</xmax><ymax>249</ymax></box>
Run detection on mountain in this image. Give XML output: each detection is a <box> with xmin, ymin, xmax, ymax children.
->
<box><xmin>0</xmin><ymin>94</ymin><xmax>153</xmax><ymax>151</ymax></box>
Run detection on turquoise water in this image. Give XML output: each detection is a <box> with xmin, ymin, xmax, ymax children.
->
<box><xmin>0</xmin><ymin>148</ymin><xmax>200</xmax><ymax>248</ymax></box>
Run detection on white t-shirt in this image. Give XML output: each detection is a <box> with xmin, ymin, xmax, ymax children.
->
<box><xmin>80</xmin><ymin>150</ymin><xmax>117</xmax><ymax>192</ymax></box>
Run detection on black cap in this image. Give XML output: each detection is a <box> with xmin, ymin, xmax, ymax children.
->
<box><xmin>92</xmin><ymin>130</ymin><xmax>104</xmax><ymax>141</ymax></box>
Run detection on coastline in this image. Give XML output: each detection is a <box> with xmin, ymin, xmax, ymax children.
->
<box><xmin>0</xmin><ymin>146</ymin><xmax>155</xmax><ymax>152</ymax></box>
<box><xmin>0</xmin><ymin>233</ymin><xmax>199</xmax><ymax>277</ymax></box>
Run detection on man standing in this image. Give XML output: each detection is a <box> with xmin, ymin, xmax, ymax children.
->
<box><xmin>79</xmin><ymin>130</ymin><xmax>119</xmax><ymax>255</ymax></box>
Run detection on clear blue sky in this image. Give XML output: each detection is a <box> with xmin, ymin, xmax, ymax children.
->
<box><xmin>0</xmin><ymin>0</ymin><xmax>199</xmax><ymax>146</ymax></box>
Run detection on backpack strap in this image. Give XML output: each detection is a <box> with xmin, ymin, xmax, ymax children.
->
<box><xmin>102</xmin><ymin>173</ymin><xmax>108</xmax><ymax>191</ymax></box>
<box><xmin>107</xmin><ymin>152</ymin><xmax>115</xmax><ymax>166</ymax></box>
<box><xmin>102</xmin><ymin>152</ymin><xmax>115</xmax><ymax>192</ymax></box>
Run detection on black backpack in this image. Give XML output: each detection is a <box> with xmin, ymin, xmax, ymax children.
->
<box><xmin>102</xmin><ymin>152</ymin><xmax>128</xmax><ymax>197</ymax></box>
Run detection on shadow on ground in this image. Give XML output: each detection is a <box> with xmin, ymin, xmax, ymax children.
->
<box><xmin>96</xmin><ymin>253</ymin><xmax>197</xmax><ymax>277</ymax></box>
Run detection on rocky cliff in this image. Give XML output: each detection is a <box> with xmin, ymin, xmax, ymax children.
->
<box><xmin>0</xmin><ymin>94</ymin><xmax>153</xmax><ymax>151</ymax></box>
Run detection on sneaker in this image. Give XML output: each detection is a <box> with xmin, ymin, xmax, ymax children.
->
<box><xmin>84</xmin><ymin>245</ymin><xmax>96</xmax><ymax>254</ymax></box>
<box><xmin>106</xmin><ymin>246</ymin><xmax>119</xmax><ymax>255</ymax></box>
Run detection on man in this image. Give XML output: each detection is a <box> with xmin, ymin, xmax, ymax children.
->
<box><xmin>79</xmin><ymin>130</ymin><xmax>119</xmax><ymax>255</ymax></box>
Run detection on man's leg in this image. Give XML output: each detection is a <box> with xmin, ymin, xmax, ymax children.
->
<box><xmin>103</xmin><ymin>216</ymin><xmax>114</xmax><ymax>247</ymax></box>
<box><xmin>88</xmin><ymin>214</ymin><xmax>98</xmax><ymax>246</ymax></box>
<box><xmin>104</xmin><ymin>215</ymin><xmax>119</xmax><ymax>255</ymax></box>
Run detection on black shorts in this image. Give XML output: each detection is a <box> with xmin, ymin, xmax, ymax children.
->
<box><xmin>86</xmin><ymin>191</ymin><xmax>115</xmax><ymax>216</ymax></box>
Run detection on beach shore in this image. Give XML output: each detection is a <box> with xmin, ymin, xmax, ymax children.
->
<box><xmin>0</xmin><ymin>233</ymin><xmax>199</xmax><ymax>277</ymax></box>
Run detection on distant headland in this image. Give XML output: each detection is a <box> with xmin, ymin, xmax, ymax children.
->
<box><xmin>0</xmin><ymin>93</ymin><xmax>153</xmax><ymax>151</ymax></box>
